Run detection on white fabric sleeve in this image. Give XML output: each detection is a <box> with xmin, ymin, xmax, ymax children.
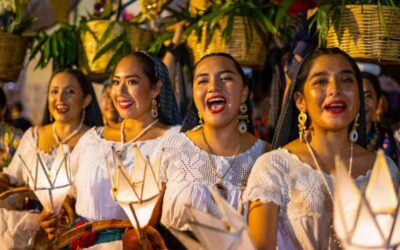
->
<box><xmin>155</xmin><ymin>127</ymin><xmax>180</xmax><ymax>183</ymax></box>
<box><xmin>157</xmin><ymin>137</ymin><xmax>170</xmax><ymax>184</ymax></box>
<box><xmin>67</xmin><ymin>128</ymin><xmax>91</xmax><ymax>199</ymax></box>
<box><xmin>2</xmin><ymin>128</ymin><xmax>34</xmax><ymax>186</ymax></box>
<box><xmin>244</xmin><ymin>152</ymin><xmax>286</xmax><ymax>206</ymax></box>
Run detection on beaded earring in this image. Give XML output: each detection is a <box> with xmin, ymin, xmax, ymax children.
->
<box><xmin>237</xmin><ymin>103</ymin><xmax>249</xmax><ymax>134</ymax></box>
<box><xmin>349</xmin><ymin>113</ymin><xmax>360</xmax><ymax>143</ymax></box>
<box><xmin>151</xmin><ymin>99</ymin><xmax>158</xmax><ymax>118</ymax></box>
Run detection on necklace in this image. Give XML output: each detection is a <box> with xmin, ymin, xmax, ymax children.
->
<box><xmin>52</xmin><ymin>118</ymin><xmax>84</xmax><ymax>147</ymax></box>
<box><xmin>305</xmin><ymin>138</ymin><xmax>353</xmax><ymax>200</ymax></box>
<box><xmin>119</xmin><ymin>119</ymin><xmax>159</xmax><ymax>149</ymax></box>
<box><xmin>305</xmin><ymin>138</ymin><xmax>353</xmax><ymax>248</ymax></box>
<box><xmin>201</xmin><ymin>128</ymin><xmax>241</xmax><ymax>199</ymax></box>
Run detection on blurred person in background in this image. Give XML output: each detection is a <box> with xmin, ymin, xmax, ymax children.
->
<box><xmin>358</xmin><ymin>62</ymin><xmax>399</xmax><ymax>164</ymax></box>
<box><xmin>10</xmin><ymin>102</ymin><xmax>32</xmax><ymax>132</ymax></box>
<box><xmin>0</xmin><ymin>88</ymin><xmax>22</xmax><ymax>176</ymax></box>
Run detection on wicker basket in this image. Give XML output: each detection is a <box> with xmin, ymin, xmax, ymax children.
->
<box><xmin>0</xmin><ymin>32</ymin><xmax>28</xmax><ymax>82</ymax></box>
<box><xmin>326</xmin><ymin>4</ymin><xmax>400</xmax><ymax>64</ymax></box>
<box><xmin>140</xmin><ymin>0</ymin><xmax>172</xmax><ymax>20</ymax></box>
<box><xmin>126</xmin><ymin>25</ymin><xmax>153</xmax><ymax>52</ymax></box>
<box><xmin>80</xmin><ymin>20</ymin><xmax>124</xmax><ymax>78</ymax></box>
<box><xmin>187</xmin><ymin>16</ymin><xmax>267</xmax><ymax>69</ymax></box>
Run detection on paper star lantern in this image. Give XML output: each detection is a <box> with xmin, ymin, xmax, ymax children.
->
<box><xmin>20</xmin><ymin>145</ymin><xmax>72</xmax><ymax>213</ymax></box>
<box><xmin>106</xmin><ymin>145</ymin><xmax>162</xmax><ymax>240</ymax></box>
<box><xmin>334</xmin><ymin>150</ymin><xmax>400</xmax><ymax>249</ymax></box>
<box><xmin>169</xmin><ymin>186</ymin><xmax>256</xmax><ymax>250</ymax></box>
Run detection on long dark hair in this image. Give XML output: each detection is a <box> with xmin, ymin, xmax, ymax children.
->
<box><xmin>113</xmin><ymin>51</ymin><xmax>181</xmax><ymax>126</ymax></box>
<box><xmin>0</xmin><ymin>87</ymin><xmax>11</xmax><ymax>123</ymax></box>
<box><xmin>361</xmin><ymin>72</ymin><xmax>382</xmax><ymax>100</ymax></box>
<box><xmin>180</xmin><ymin>52</ymin><xmax>254</xmax><ymax>133</ymax></box>
<box><xmin>42</xmin><ymin>68</ymin><xmax>103</xmax><ymax>127</ymax></box>
<box><xmin>272</xmin><ymin>47</ymin><xmax>367</xmax><ymax>149</ymax></box>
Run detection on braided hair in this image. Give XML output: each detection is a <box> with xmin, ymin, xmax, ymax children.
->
<box><xmin>272</xmin><ymin>47</ymin><xmax>367</xmax><ymax>149</ymax></box>
<box><xmin>181</xmin><ymin>52</ymin><xmax>254</xmax><ymax>133</ymax></box>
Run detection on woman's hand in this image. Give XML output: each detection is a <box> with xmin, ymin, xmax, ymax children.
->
<box><xmin>123</xmin><ymin>226</ymin><xmax>167</xmax><ymax>250</ymax></box>
<box><xmin>0</xmin><ymin>172</ymin><xmax>10</xmax><ymax>190</ymax></box>
<box><xmin>38</xmin><ymin>209</ymin><xmax>61</xmax><ymax>241</ymax></box>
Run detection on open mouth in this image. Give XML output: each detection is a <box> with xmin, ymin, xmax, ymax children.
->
<box><xmin>118</xmin><ymin>100</ymin><xmax>133</xmax><ymax>109</ymax></box>
<box><xmin>55</xmin><ymin>104</ymin><xmax>69</xmax><ymax>114</ymax></box>
<box><xmin>207</xmin><ymin>96</ymin><xmax>226</xmax><ymax>113</ymax></box>
<box><xmin>324</xmin><ymin>101</ymin><xmax>347</xmax><ymax>114</ymax></box>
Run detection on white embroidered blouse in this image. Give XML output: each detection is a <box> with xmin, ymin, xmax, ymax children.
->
<box><xmin>244</xmin><ymin>148</ymin><xmax>399</xmax><ymax>250</ymax></box>
<box><xmin>159</xmin><ymin>133</ymin><xmax>266</xmax><ymax>231</ymax></box>
<box><xmin>4</xmin><ymin>127</ymin><xmax>72</xmax><ymax>186</ymax></box>
<box><xmin>72</xmin><ymin>126</ymin><xmax>180</xmax><ymax>221</ymax></box>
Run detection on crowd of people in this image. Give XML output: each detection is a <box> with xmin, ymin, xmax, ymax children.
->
<box><xmin>0</xmin><ymin>46</ymin><xmax>399</xmax><ymax>250</ymax></box>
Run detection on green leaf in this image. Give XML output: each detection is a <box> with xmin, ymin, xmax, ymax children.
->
<box><xmin>98</xmin><ymin>22</ymin><xmax>115</xmax><ymax>47</ymax></box>
<box><xmin>51</xmin><ymin>34</ymin><xmax>59</xmax><ymax>58</ymax></box>
<box><xmin>43</xmin><ymin>38</ymin><xmax>51</xmax><ymax>65</ymax></box>
<box><xmin>29</xmin><ymin>33</ymin><xmax>48</xmax><ymax>61</ymax></box>
<box><xmin>105</xmin><ymin>44</ymin><xmax>124</xmax><ymax>72</ymax></box>
<box><xmin>92</xmin><ymin>33</ymin><xmax>125</xmax><ymax>63</ymax></box>
<box><xmin>222</xmin><ymin>13</ymin><xmax>235</xmax><ymax>42</ymax></box>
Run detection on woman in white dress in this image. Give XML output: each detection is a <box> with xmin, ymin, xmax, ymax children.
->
<box><xmin>245</xmin><ymin>48</ymin><xmax>399</xmax><ymax>250</ymax></box>
<box><xmin>39</xmin><ymin>51</ymin><xmax>181</xmax><ymax>248</ymax></box>
<box><xmin>152</xmin><ymin>53</ymin><xmax>267</xmax><ymax>248</ymax></box>
<box><xmin>0</xmin><ymin>68</ymin><xmax>102</xmax><ymax>248</ymax></box>
<box><xmin>0</xmin><ymin>68</ymin><xmax>102</xmax><ymax>189</ymax></box>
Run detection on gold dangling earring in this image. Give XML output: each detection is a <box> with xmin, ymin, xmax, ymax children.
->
<box><xmin>50</xmin><ymin>114</ymin><xmax>53</xmax><ymax>123</ymax></box>
<box><xmin>151</xmin><ymin>99</ymin><xmax>158</xmax><ymax>119</ymax></box>
<box><xmin>349</xmin><ymin>112</ymin><xmax>359</xmax><ymax>143</ymax></box>
<box><xmin>237</xmin><ymin>103</ymin><xmax>249</xmax><ymax>134</ymax></box>
<box><xmin>298</xmin><ymin>111</ymin><xmax>309</xmax><ymax>143</ymax></box>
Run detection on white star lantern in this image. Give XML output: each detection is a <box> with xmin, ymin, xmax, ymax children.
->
<box><xmin>106</xmin><ymin>145</ymin><xmax>162</xmax><ymax>240</ymax></box>
<box><xmin>20</xmin><ymin>145</ymin><xmax>72</xmax><ymax>213</ymax></box>
<box><xmin>170</xmin><ymin>186</ymin><xmax>256</xmax><ymax>250</ymax></box>
<box><xmin>334</xmin><ymin>150</ymin><xmax>400</xmax><ymax>250</ymax></box>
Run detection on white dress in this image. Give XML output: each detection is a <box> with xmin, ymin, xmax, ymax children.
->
<box><xmin>1</xmin><ymin>127</ymin><xmax>71</xmax><ymax>249</ymax></box>
<box><xmin>4</xmin><ymin>127</ymin><xmax>72</xmax><ymax>186</ymax></box>
<box><xmin>72</xmin><ymin>126</ymin><xmax>180</xmax><ymax>221</ymax></box>
<box><xmin>244</xmin><ymin>148</ymin><xmax>399</xmax><ymax>250</ymax></box>
<box><xmin>160</xmin><ymin>133</ymin><xmax>266</xmax><ymax>231</ymax></box>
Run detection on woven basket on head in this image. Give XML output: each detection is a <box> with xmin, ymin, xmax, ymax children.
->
<box><xmin>80</xmin><ymin>20</ymin><xmax>123</xmax><ymax>76</ymax></box>
<box><xmin>0</xmin><ymin>32</ymin><xmax>28</xmax><ymax>82</ymax></box>
<box><xmin>187</xmin><ymin>16</ymin><xmax>267</xmax><ymax>69</ymax></box>
<box><xmin>190</xmin><ymin>0</ymin><xmax>222</xmax><ymax>16</ymax></box>
<box><xmin>126</xmin><ymin>25</ymin><xmax>153</xmax><ymax>52</ymax></box>
<box><xmin>140</xmin><ymin>0</ymin><xmax>172</xmax><ymax>20</ymax></box>
<box><xmin>327</xmin><ymin>4</ymin><xmax>400</xmax><ymax>64</ymax></box>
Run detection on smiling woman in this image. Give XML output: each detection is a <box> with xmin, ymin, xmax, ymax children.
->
<box><xmin>37</xmin><ymin>52</ymin><xmax>182</xmax><ymax>249</ymax></box>
<box><xmin>0</xmin><ymin>69</ymin><xmax>103</xmax><ymax>246</ymax></box>
<box><xmin>149</xmin><ymin>53</ymin><xmax>268</xmax><ymax>248</ymax></box>
<box><xmin>1</xmin><ymin>68</ymin><xmax>103</xmax><ymax>188</ymax></box>
<box><xmin>244</xmin><ymin>48</ymin><xmax>399</xmax><ymax>250</ymax></box>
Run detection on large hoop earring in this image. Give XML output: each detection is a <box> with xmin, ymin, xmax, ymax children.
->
<box><xmin>238</xmin><ymin>103</ymin><xmax>249</xmax><ymax>134</ymax></box>
<box><xmin>151</xmin><ymin>99</ymin><xmax>158</xmax><ymax>119</ymax></box>
<box><xmin>349</xmin><ymin>112</ymin><xmax>359</xmax><ymax>143</ymax></box>
<box><xmin>298</xmin><ymin>111</ymin><xmax>309</xmax><ymax>143</ymax></box>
